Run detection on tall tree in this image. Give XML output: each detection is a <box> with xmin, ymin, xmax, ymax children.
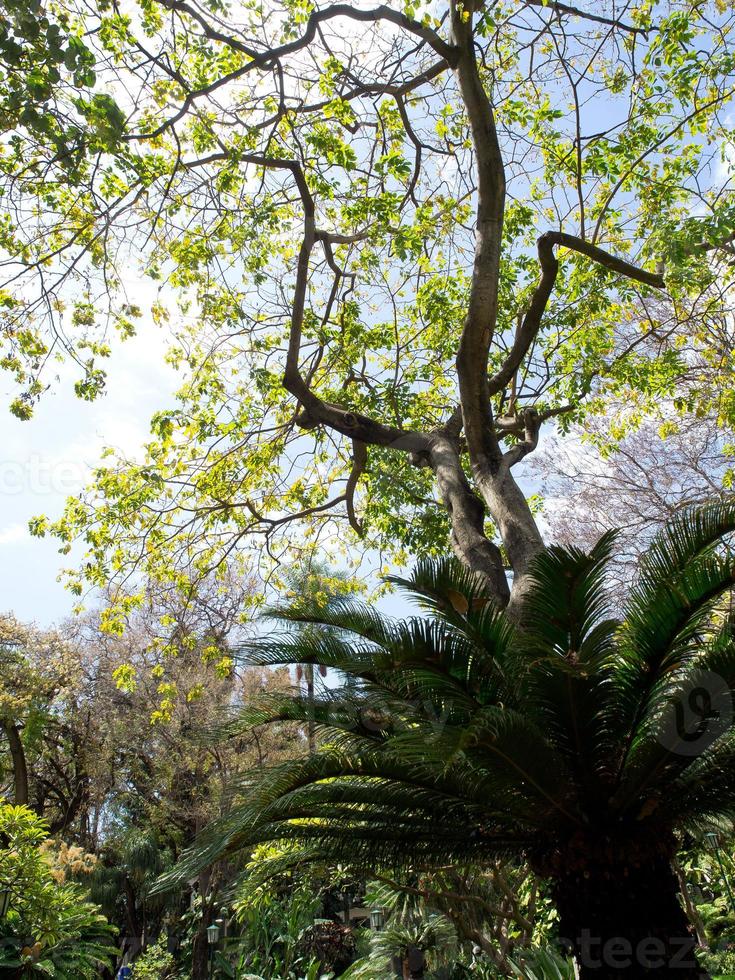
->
<box><xmin>0</xmin><ymin>615</ymin><xmax>78</xmax><ymax>814</ymax></box>
<box><xmin>2</xmin><ymin>0</ymin><xmax>732</xmax><ymax>614</ymax></box>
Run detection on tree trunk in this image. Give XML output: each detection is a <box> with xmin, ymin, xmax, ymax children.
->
<box><xmin>191</xmin><ymin>918</ymin><xmax>210</xmax><ymax>980</ymax></box>
<box><xmin>403</xmin><ymin>946</ymin><xmax>425</xmax><ymax>979</ymax></box>
<box><xmin>3</xmin><ymin>721</ymin><xmax>29</xmax><ymax>806</ymax></box>
<box><xmin>542</xmin><ymin>836</ymin><xmax>709</xmax><ymax>978</ymax></box>
<box><xmin>191</xmin><ymin>867</ymin><xmax>216</xmax><ymax>980</ymax></box>
<box><xmin>306</xmin><ymin>663</ymin><xmax>316</xmax><ymax>754</ymax></box>
<box><xmin>674</xmin><ymin>858</ymin><xmax>709</xmax><ymax>951</ymax></box>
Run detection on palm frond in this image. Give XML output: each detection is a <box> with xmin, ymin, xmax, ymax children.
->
<box><xmin>521</xmin><ymin>531</ymin><xmax>618</xmax><ymax>667</ymax></box>
<box><xmin>635</xmin><ymin>500</ymin><xmax>735</xmax><ymax>593</ymax></box>
<box><xmin>386</xmin><ymin>555</ymin><xmax>495</xmax><ymax>621</ymax></box>
<box><xmin>161</xmin><ymin>507</ymin><xmax>735</xmax><ymax>906</ymax></box>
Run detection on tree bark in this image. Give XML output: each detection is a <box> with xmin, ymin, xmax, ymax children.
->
<box><xmin>305</xmin><ymin>662</ymin><xmax>316</xmax><ymax>754</ymax></box>
<box><xmin>191</xmin><ymin>868</ymin><xmax>216</xmax><ymax>980</ymax></box>
<box><xmin>537</xmin><ymin>833</ymin><xmax>709</xmax><ymax>978</ymax></box>
<box><xmin>191</xmin><ymin>917</ymin><xmax>211</xmax><ymax>980</ymax></box>
<box><xmin>424</xmin><ymin>436</ymin><xmax>510</xmax><ymax>603</ymax></box>
<box><xmin>3</xmin><ymin>721</ymin><xmax>29</xmax><ymax>806</ymax></box>
<box><xmin>403</xmin><ymin>946</ymin><xmax>425</xmax><ymax>979</ymax></box>
<box><xmin>674</xmin><ymin>858</ymin><xmax>709</xmax><ymax>951</ymax></box>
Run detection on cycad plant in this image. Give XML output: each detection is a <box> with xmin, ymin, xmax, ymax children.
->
<box><xmin>169</xmin><ymin>503</ymin><xmax>735</xmax><ymax>978</ymax></box>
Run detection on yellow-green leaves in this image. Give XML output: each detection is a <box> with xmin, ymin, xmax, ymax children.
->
<box><xmin>112</xmin><ymin>663</ymin><xmax>137</xmax><ymax>692</ymax></box>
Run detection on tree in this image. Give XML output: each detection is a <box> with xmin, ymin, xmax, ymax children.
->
<box><xmin>1</xmin><ymin>0</ymin><xmax>730</xmax><ymax>616</ymax></box>
<box><xmin>63</xmin><ymin>596</ymin><xmax>300</xmax><ymax>979</ymax></box>
<box><xmin>166</xmin><ymin>502</ymin><xmax>735</xmax><ymax>977</ymax></box>
<box><xmin>0</xmin><ymin>616</ymin><xmax>81</xmax><ymax>819</ymax></box>
<box><xmin>0</xmin><ymin>583</ymin><xmax>303</xmax><ymax>978</ymax></box>
<box><xmin>533</xmin><ymin>409</ymin><xmax>732</xmax><ymax>594</ymax></box>
<box><xmin>530</xmin><ymin>286</ymin><xmax>735</xmax><ymax>592</ymax></box>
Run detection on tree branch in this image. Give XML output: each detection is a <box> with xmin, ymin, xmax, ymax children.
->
<box><xmin>452</xmin><ymin>1</ymin><xmax>506</xmax><ymax>476</ymax></box>
<box><xmin>488</xmin><ymin>231</ymin><xmax>665</xmax><ymax>397</ymax></box>
<box><xmin>3</xmin><ymin>721</ymin><xmax>29</xmax><ymax>806</ymax></box>
<box><xmin>500</xmin><ymin>409</ymin><xmax>542</xmax><ymax>472</ymax></box>
<box><xmin>345</xmin><ymin>440</ymin><xmax>367</xmax><ymax>537</ymax></box>
<box><xmin>524</xmin><ymin>0</ymin><xmax>650</xmax><ymax>36</ymax></box>
<box><xmin>450</xmin><ymin>3</ymin><xmax>545</xmax><ymax>610</ymax></box>
<box><xmin>157</xmin><ymin>1</ymin><xmax>458</xmax><ymax>64</ymax></box>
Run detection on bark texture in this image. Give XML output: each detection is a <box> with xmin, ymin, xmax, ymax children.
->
<box><xmin>535</xmin><ymin>831</ymin><xmax>709</xmax><ymax>978</ymax></box>
<box><xmin>3</xmin><ymin>721</ymin><xmax>29</xmax><ymax>806</ymax></box>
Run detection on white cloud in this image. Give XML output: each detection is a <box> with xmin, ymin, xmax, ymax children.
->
<box><xmin>0</xmin><ymin>523</ymin><xmax>28</xmax><ymax>546</ymax></box>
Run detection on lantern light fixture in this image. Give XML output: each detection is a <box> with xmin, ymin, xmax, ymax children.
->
<box><xmin>369</xmin><ymin>908</ymin><xmax>384</xmax><ymax>931</ymax></box>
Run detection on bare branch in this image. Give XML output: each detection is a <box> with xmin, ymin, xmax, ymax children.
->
<box><xmin>488</xmin><ymin>231</ymin><xmax>665</xmax><ymax>397</ymax></box>
<box><xmin>345</xmin><ymin>440</ymin><xmax>368</xmax><ymax>537</ymax></box>
<box><xmin>524</xmin><ymin>0</ymin><xmax>650</xmax><ymax>36</ymax></box>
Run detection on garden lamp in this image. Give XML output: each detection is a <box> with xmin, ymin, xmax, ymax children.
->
<box><xmin>0</xmin><ymin>889</ymin><xmax>10</xmax><ymax>919</ymax></box>
<box><xmin>206</xmin><ymin>922</ymin><xmax>220</xmax><ymax>980</ymax></box>
<box><xmin>370</xmin><ymin>908</ymin><xmax>384</xmax><ymax>931</ymax></box>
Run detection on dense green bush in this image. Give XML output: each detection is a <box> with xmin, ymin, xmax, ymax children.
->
<box><xmin>131</xmin><ymin>935</ymin><xmax>181</xmax><ymax>979</ymax></box>
<box><xmin>699</xmin><ymin>947</ymin><xmax>735</xmax><ymax>977</ymax></box>
<box><xmin>0</xmin><ymin>801</ymin><xmax>117</xmax><ymax>978</ymax></box>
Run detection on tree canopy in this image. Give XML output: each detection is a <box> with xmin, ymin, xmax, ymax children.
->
<box><xmin>2</xmin><ymin>0</ymin><xmax>734</xmax><ymax>614</ymax></box>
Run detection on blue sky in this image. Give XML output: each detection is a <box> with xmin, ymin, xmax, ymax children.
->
<box><xmin>0</xmin><ymin>320</ymin><xmax>416</xmax><ymax>628</ymax></box>
<box><xmin>0</xmin><ymin>324</ymin><xmax>178</xmax><ymax>627</ymax></box>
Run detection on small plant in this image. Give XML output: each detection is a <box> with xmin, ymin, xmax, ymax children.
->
<box><xmin>508</xmin><ymin>946</ymin><xmax>576</xmax><ymax>979</ymax></box>
<box><xmin>131</xmin><ymin>935</ymin><xmax>180</xmax><ymax>979</ymax></box>
<box><xmin>300</xmin><ymin>920</ymin><xmax>356</xmax><ymax>974</ymax></box>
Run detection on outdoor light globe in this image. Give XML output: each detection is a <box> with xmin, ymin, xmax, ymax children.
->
<box><xmin>206</xmin><ymin>923</ymin><xmax>220</xmax><ymax>945</ymax></box>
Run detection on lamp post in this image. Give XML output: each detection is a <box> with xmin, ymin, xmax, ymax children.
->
<box><xmin>0</xmin><ymin>889</ymin><xmax>11</xmax><ymax>919</ymax></box>
<box><xmin>206</xmin><ymin>922</ymin><xmax>220</xmax><ymax>980</ymax></box>
<box><xmin>341</xmin><ymin>886</ymin><xmax>352</xmax><ymax>925</ymax></box>
<box><xmin>369</xmin><ymin>908</ymin><xmax>384</xmax><ymax>931</ymax></box>
<box><xmin>705</xmin><ymin>832</ymin><xmax>735</xmax><ymax>915</ymax></box>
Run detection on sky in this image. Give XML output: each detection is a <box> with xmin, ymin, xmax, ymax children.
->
<box><xmin>0</xmin><ymin>324</ymin><xmax>178</xmax><ymax>627</ymax></box>
<box><xmin>0</xmin><ymin>317</ymin><xmax>415</xmax><ymax>628</ymax></box>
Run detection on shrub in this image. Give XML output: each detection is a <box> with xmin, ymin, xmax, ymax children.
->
<box><xmin>131</xmin><ymin>935</ymin><xmax>181</xmax><ymax>979</ymax></box>
<box><xmin>0</xmin><ymin>800</ymin><xmax>117</xmax><ymax>977</ymax></box>
<box><xmin>300</xmin><ymin>920</ymin><xmax>356</xmax><ymax>974</ymax></box>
